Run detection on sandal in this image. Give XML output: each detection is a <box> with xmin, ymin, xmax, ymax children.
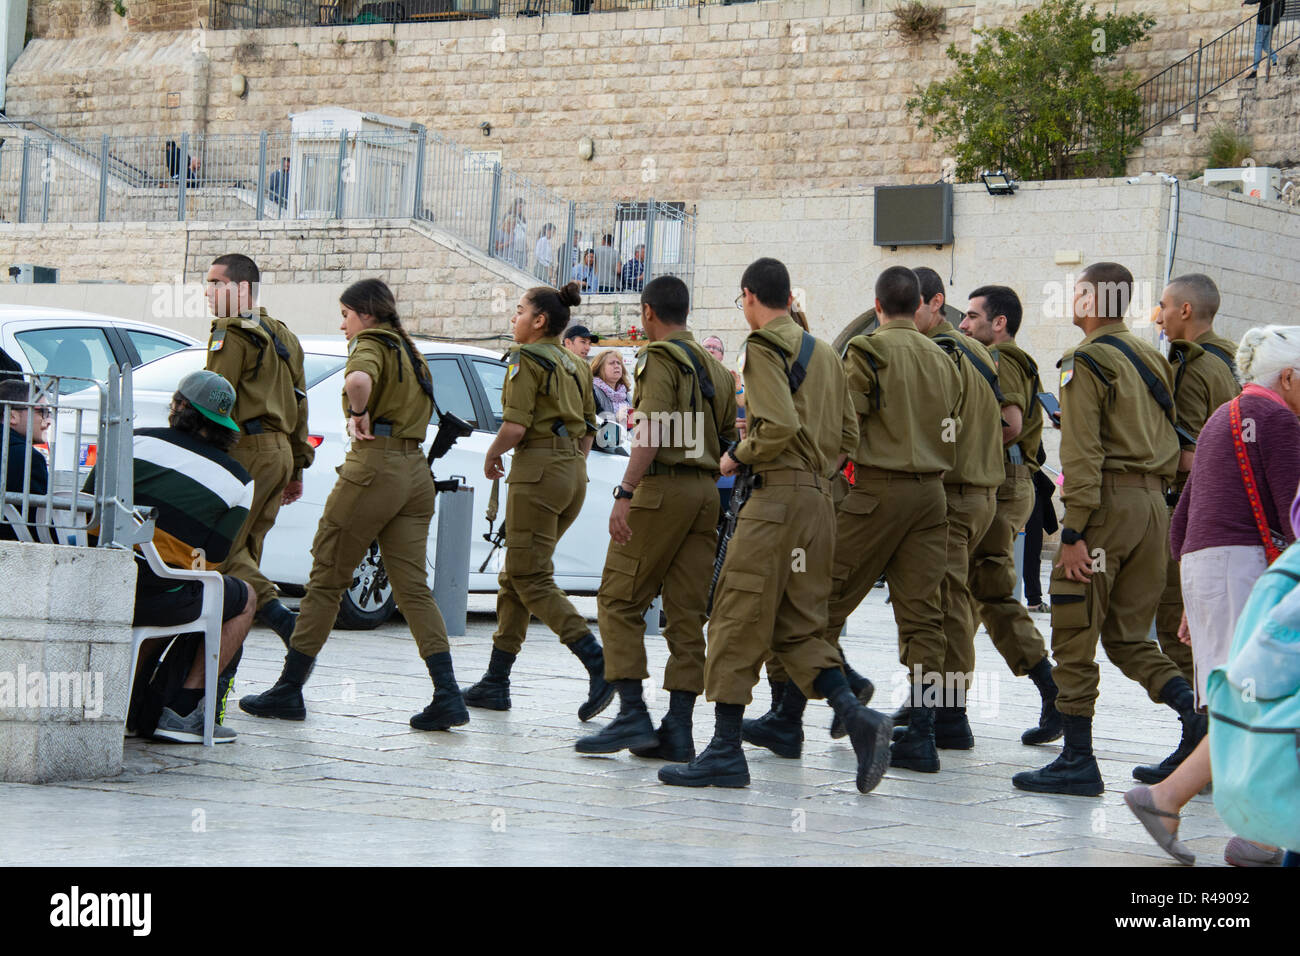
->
<box><xmin>1124</xmin><ymin>785</ymin><xmax>1195</xmax><ymax>865</ymax></box>
<box><xmin>1224</xmin><ymin>836</ymin><xmax>1283</xmax><ymax>867</ymax></box>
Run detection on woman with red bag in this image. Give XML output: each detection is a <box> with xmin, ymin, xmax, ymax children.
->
<box><xmin>1125</xmin><ymin>325</ymin><xmax>1300</xmax><ymax>865</ymax></box>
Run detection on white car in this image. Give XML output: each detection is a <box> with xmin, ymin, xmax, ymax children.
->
<box><xmin>92</xmin><ymin>336</ymin><xmax>629</xmax><ymax>628</ymax></box>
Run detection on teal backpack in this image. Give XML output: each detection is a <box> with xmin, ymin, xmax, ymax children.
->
<box><xmin>1205</xmin><ymin>541</ymin><xmax>1300</xmax><ymax>852</ymax></box>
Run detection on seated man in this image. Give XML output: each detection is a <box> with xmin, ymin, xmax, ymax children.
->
<box><xmin>88</xmin><ymin>370</ymin><xmax>256</xmax><ymax>743</ymax></box>
<box><xmin>1</xmin><ymin>378</ymin><xmax>50</xmax><ymax>541</ymax></box>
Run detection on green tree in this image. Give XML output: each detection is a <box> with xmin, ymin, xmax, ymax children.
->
<box><xmin>907</xmin><ymin>0</ymin><xmax>1155</xmax><ymax>182</ymax></box>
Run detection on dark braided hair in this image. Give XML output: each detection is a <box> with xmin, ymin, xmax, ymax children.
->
<box><xmin>340</xmin><ymin>278</ymin><xmax>431</xmax><ymax>389</ymax></box>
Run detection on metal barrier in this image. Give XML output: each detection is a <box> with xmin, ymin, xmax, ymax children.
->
<box><xmin>211</xmin><ymin>0</ymin><xmax>751</xmax><ymax>30</ymax></box>
<box><xmin>0</xmin><ymin>367</ymin><xmax>151</xmax><ymax>550</ymax></box>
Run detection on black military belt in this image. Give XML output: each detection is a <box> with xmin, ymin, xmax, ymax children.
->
<box><xmin>646</xmin><ymin>461</ymin><xmax>712</xmax><ymax>477</ymax></box>
<box><xmin>373</xmin><ymin>423</ymin><xmax>394</xmax><ymax>437</ymax></box>
<box><xmin>853</xmin><ymin>465</ymin><xmax>942</xmax><ymax>482</ymax></box>
<box><xmin>242</xmin><ymin>418</ymin><xmax>265</xmax><ymax>434</ymax></box>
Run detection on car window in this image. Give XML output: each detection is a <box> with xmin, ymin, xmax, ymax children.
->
<box><xmin>125</xmin><ymin>330</ymin><xmax>190</xmax><ymax>366</ymax></box>
<box><xmin>304</xmin><ymin>354</ymin><xmax>345</xmax><ymax>389</ymax></box>
<box><xmin>427</xmin><ymin>357</ymin><xmax>478</xmax><ymax>428</ymax></box>
<box><xmin>14</xmin><ymin>327</ymin><xmax>116</xmax><ymax>393</ymax></box>
<box><xmin>130</xmin><ymin>348</ymin><xmax>205</xmax><ymax>392</ymax></box>
<box><xmin>470</xmin><ymin>359</ymin><xmax>506</xmax><ymax>425</ymax></box>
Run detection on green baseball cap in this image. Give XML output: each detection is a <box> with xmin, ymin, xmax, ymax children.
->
<box><xmin>177</xmin><ymin>369</ymin><xmax>240</xmax><ymax>432</ymax></box>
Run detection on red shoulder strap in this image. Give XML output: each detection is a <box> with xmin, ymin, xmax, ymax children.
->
<box><xmin>1229</xmin><ymin>396</ymin><xmax>1283</xmax><ymax>564</ymax></box>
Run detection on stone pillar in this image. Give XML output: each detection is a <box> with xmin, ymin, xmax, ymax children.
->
<box><xmin>0</xmin><ymin>542</ymin><xmax>137</xmax><ymax>783</ymax></box>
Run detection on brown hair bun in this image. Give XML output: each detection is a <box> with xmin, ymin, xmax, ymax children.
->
<box><xmin>559</xmin><ymin>281</ymin><xmax>582</xmax><ymax>308</ymax></box>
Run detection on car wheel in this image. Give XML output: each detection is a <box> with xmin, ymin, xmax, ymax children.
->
<box><xmin>335</xmin><ymin>542</ymin><xmax>397</xmax><ymax>629</ymax></box>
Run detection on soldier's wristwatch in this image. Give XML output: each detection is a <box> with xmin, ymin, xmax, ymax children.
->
<box><xmin>612</xmin><ymin>485</ymin><xmax>634</xmax><ymax>501</ymax></box>
<box><xmin>348</xmin><ymin>408</ymin><xmax>367</xmax><ymax>417</ymax></box>
<box><xmin>1060</xmin><ymin>527</ymin><xmax>1083</xmax><ymax>545</ymax></box>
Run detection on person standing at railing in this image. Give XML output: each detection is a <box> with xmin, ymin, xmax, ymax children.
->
<box><xmin>0</xmin><ymin>378</ymin><xmax>50</xmax><ymax>542</ymax></box>
<box><xmin>594</xmin><ymin>233</ymin><xmax>621</xmax><ymax>294</ymax></box>
<box><xmin>534</xmin><ymin>222</ymin><xmax>557</xmax><ymax>284</ymax></box>
<box><xmin>203</xmin><ymin>254</ymin><xmax>314</xmax><ymax>653</ymax></box>
<box><xmin>1244</xmin><ymin>0</ymin><xmax>1285</xmax><ymax>78</ymax></box>
<box><xmin>620</xmin><ymin>244</ymin><xmax>647</xmax><ymax>292</ymax></box>
<box><xmin>268</xmin><ymin>156</ymin><xmax>290</xmax><ymax>212</ymax></box>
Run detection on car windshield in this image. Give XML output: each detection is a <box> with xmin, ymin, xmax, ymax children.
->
<box><xmin>133</xmin><ymin>348</ymin><xmax>345</xmax><ymax>392</ymax></box>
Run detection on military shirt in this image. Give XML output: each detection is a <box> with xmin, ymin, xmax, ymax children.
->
<box><xmin>732</xmin><ymin>314</ymin><xmax>857</xmax><ymax>478</ymax></box>
<box><xmin>501</xmin><ymin>336</ymin><xmax>596</xmax><ymax>444</ymax></box>
<box><xmin>843</xmin><ymin>318</ymin><xmax>960</xmax><ymax>474</ymax></box>
<box><xmin>1058</xmin><ymin>323</ymin><xmax>1180</xmax><ymax>531</ymax></box>
<box><xmin>632</xmin><ymin>330</ymin><xmax>739</xmax><ymax>471</ymax></box>
<box><xmin>926</xmin><ymin>320</ymin><xmax>1004</xmax><ymax>487</ymax></box>
<box><xmin>990</xmin><ymin>340</ymin><xmax>1045</xmax><ymax>472</ymax></box>
<box><xmin>1168</xmin><ymin>328</ymin><xmax>1240</xmax><ymax>440</ymax></box>
<box><xmin>206</xmin><ymin>308</ymin><xmax>314</xmax><ymax>479</ymax></box>
<box><xmin>345</xmin><ymin>328</ymin><xmax>434</xmax><ymax>440</ymax></box>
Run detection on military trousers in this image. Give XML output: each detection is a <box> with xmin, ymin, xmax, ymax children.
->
<box><xmin>227</xmin><ymin>430</ymin><xmax>294</xmax><ymax>609</ymax></box>
<box><xmin>598</xmin><ymin>469</ymin><xmax>718</xmax><ymax>693</ymax></box>
<box><xmin>938</xmin><ymin>483</ymin><xmax>997</xmax><ymax>697</ymax></box>
<box><xmin>810</xmin><ymin>469</ymin><xmax>949</xmax><ymax>681</ymax></box>
<box><xmin>704</xmin><ymin>471</ymin><xmax>842</xmax><ymax>705</ymax></box>
<box><xmin>970</xmin><ymin>470</ymin><xmax>1049</xmax><ymax>677</ymax></box>
<box><xmin>1156</xmin><ymin>501</ymin><xmax>1196</xmax><ymax>684</ymax></box>
<box><xmin>492</xmin><ymin>446</ymin><xmax>589</xmax><ymax>654</ymax></box>
<box><xmin>291</xmin><ymin>439</ymin><xmax>448</xmax><ymax>659</ymax></box>
<box><xmin>1048</xmin><ymin>476</ymin><xmax>1184</xmax><ymax>718</ymax></box>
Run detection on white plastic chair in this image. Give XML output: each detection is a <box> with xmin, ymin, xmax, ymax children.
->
<box><xmin>128</xmin><ymin>541</ymin><xmax>224</xmax><ymax>747</ymax></box>
<box><xmin>1</xmin><ymin>503</ymin><xmax>36</xmax><ymax>542</ymax></box>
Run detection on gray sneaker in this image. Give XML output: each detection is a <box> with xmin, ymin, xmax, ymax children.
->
<box><xmin>152</xmin><ymin>705</ymin><xmax>237</xmax><ymax>744</ymax></box>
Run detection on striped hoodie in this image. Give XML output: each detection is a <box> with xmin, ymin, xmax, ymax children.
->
<box><xmin>89</xmin><ymin>427</ymin><xmax>254</xmax><ymax>587</ymax></box>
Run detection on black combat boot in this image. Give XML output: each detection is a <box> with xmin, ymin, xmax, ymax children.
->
<box><xmin>215</xmin><ymin>647</ymin><xmax>243</xmax><ymax>725</ymax></box>
<box><xmin>658</xmin><ymin>703</ymin><xmax>749</xmax><ymax>788</ymax></box>
<box><xmin>1022</xmin><ymin>657</ymin><xmax>1064</xmax><ymax>745</ymax></box>
<box><xmin>742</xmin><ymin>681</ymin><xmax>806</xmax><ymax>758</ymax></box>
<box><xmin>631</xmin><ymin>690</ymin><xmax>697</xmax><ymax>762</ymax></box>
<box><xmin>255</xmin><ymin>598</ymin><xmax>297</xmax><ymax>649</ymax></box>
<box><xmin>575</xmin><ymin>680</ymin><xmax>658</xmax><ymax>754</ymax></box>
<box><xmin>829</xmin><ymin>664</ymin><xmax>875</xmax><ymax>739</ymax></box>
<box><xmin>1133</xmin><ymin>677</ymin><xmax>1205</xmax><ymax>784</ymax></box>
<box><xmin>1011</xmin><ymin>713</ymin><xmax>1104</xmax><ymax>796</ymax></box>
<box><xmin>890</xmin><ymin>699</ymin><xmax>914</xmax><ymax>741</ymax></box>
<box><xmin>568</xmin><ymin>633</ymin><xmax>617</xmax><ymax>721</ymax></box>
<box><xmin>816</xmin><ymin>667</ymin><xmax>892</xmax><ymax>794</ymax></box>
<box><xmin>935</xmin><ymin>705</ymin><xmax>975</xmax><ymax>749</ymax></box>
<box><xmin>411</xmin><ymin>651</ymin><xmax>470</xmax><ymax>731</ymax></box>
<box><xmin>890</xmin><ymin>688</ymin><xmax>940</xmax><ymax>773</ymax></box>
<box><xmin>463</xmin><ymin>647</ymin><xmax>515</xmax><ymax>711</ymax></box>
<box><xmin>238</xmin><ymin>648</ymin><xmax>315</xmax><ymax>721</ymax></box>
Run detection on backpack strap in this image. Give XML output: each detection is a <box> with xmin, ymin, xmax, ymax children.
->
<box><xmin>1200</xmin><ymin>342</ymin><xmax>1240</xmax><ymax>385</ymax></box>
<box><xmin>1230</xmin><ymin>396</ymin><xmax>1284</xmax><ymax>564</ymax></box>
<box><xmin>665</xmin><ymin>339</ymin><xmax>726</xmax><ymax>451</ymax></box>
<box><xmin>1090</xmin><ymin>334</ymin><xmax>1198</xmax><ymax>449</ymax></box>
<box><xmin>751</xmin><ymin>331</ymin><xmax>817</xmax><ymax>395</ymax></box>
<box><xmin>935</xmin><ymin>332</ymin><xmax>1005</xmax><ymax>403</ymax></box>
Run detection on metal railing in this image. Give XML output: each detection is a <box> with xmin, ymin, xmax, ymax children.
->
<box><xmin>0</xmin><ymin>367</ymin><xmax>148</xmax><ymax>550</ymax></box>
<box><xmin>210</xmin><ymin>0</ymin><xmax>755</xmax><ymax>29</ymax></box>
<box><xmin>0</xmin><ymin>123</ymin><xmax>696</xmax><ymax>294</ymax></box>
<box><xmin>1133</xmin><ymin>0</ymin><xmax>1300</xmax><ymax>137</ymax></box>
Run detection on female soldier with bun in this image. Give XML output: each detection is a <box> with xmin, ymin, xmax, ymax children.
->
<box><xmin>463</xmin><ymin>281</ymin><xmax>616</xmax><ymax>721</ymax></box>
<box><xmin>240</xmin><ymin>278</ymin><xmax>469</xmax><ymax>732</ymax></box>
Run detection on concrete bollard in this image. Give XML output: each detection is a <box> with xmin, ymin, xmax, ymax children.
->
<box><xmin>433</xmin><ymin>478</ymin><xmax>474</xmax><ymax>638</ymax></box>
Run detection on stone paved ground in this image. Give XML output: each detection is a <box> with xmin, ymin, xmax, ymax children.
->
<box><xmin>0</xmin><ymin>588</ymin><xmax>1230</xmax><ymax>867</ymax></box>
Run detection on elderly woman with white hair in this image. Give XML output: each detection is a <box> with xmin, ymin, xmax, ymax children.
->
<box><xmin>1126</xmin><ymin>324</ymin><xmax>1300</xmax><ymax>866</ymax></box>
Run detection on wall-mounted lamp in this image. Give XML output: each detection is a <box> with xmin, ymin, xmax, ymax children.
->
<box><xmin>479</xmin><ymin>121</ymin><xmax>492</xmax><ymax>137</ymax></box>
<box><xmin>578</xmin><ymin>136</ymin><xmax>594</xmax><ymax>162</ymax></box>
<box><xmin>981</xmin><ymin>170</ymin><xmax>1018</xmax><ymax>196</ymax></box>
<box><xmin>231</xmin><ymin>74</ymin><xmax>247</xmax><ymax>98</ymax></box>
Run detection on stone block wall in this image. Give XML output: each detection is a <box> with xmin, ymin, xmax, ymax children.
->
<box><xmin>0</xmin><ymin>543</ymin><xmax>136</xmax><ymax>783</ymax></box>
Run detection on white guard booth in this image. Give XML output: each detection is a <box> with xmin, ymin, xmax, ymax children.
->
<box><xmin>288</xmin><ymin>107</ymin><xmax>423</xmax><ymax>219</ymax></box>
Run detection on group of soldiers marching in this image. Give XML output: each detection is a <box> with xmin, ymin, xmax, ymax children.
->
<box><xmin>212</xmin><ymin>250</ymin><xmax>1239</xmax><ymax>800</ymax></box>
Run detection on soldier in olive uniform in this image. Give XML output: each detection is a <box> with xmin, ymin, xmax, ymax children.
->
<box><xmin>575</xmin><ymin>276</ymin><xmax>738</xmax><ymax>761</ymax></box>
<box><xmin>743</xmin><ymin>267</ymin><xmax>961</xmax><ymax>773</ymax></box>
<box><xmin>240</xmin><ymin>279</ymin><xmax>468</xmax><ymax>731</ymax></box>
<box><xmin>659</xmin><ymin>258</ymin><xmax>892</xmax><ymax>793</ymax></box>
<box><xmin>203</xmin><ymin>254</ymin><xmax>313</xmax><ymax>649</ymax></box>
<box><xmin>890</xmin><ymin>267</ymin><xmax>1003</xmax><ymax>758</ymax></box>
<box><xmin>959</xmin><ymin>285</ymin><xmax>1063</xmax><ymax>746</ymax></box>
<box><xmin>1136</xmin><ymin>273</ymin><xmax>1240</xmax><ymax>784</ymax></box>
<box><xmin>1013</xmin><ymin>262</ymin><xmax>1199</xmax><ymax>796</ymax></box>
<box><xmin>462</xmin><ymin>282</ymin><xmax>615</xmax><ymax>722</ymax></box>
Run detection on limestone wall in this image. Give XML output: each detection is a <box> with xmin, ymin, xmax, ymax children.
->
<box><xmin>7</xmin><ymin>0</ymin><xmax>1264</xmax><ymax>205</ymax></box>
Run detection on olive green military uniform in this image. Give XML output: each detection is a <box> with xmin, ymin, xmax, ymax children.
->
<box><xmin>812</xmin><ymin>319</ymin><xmax>960</xmax><ymax>682</ymax></box>
<box><xmin>206</xmin><ymin>308</ymin><xmax>313</xmax><ymax>609</ymax></box>
<box><xmin>290</xmin><ymin>328</ymin><xmax>449</xmax><ymax>659</ymax></box>
<box><xmin>926</xmin><ymin>321</ymin><xmax>1003</xmax><ymax>698</ymax></box>
<box><xmin>1157</xmin><ymin>329</ymin><xmax>1240</xmax><ymax>683</ymax></box>
<box><xmin>493</xmin><ymin>336</ymin><xmax>597</xmax><ymax>655</ymax></box>
<box><xmin>969</xmin><ymin>341</ymin><xmax>1051</xmax><ymax>676</ymax></box>
<box><xmin>599</xmin><ymin>332</ymin><xmax>738</xmax><ymax>692</ymax></box>
<box><xmin>705</xmin><ymin>315</ymin><xmax>856</xmax><ymax>705</ymax></box>
<box><xmin>1051</xmin><ymin>324</ymin><xmax>1183</xmax><ymax>717</ymax></box>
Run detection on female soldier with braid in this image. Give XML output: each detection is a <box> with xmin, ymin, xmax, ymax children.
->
<box><xmin>240</xmin><ymin>278</ymin><xmax>469</xmax><ymax>732</ymax></box>
<box><xmin>463</xmin><ymin>281</ymin><xmax>616</xmax><ymax>721</ymax></box>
